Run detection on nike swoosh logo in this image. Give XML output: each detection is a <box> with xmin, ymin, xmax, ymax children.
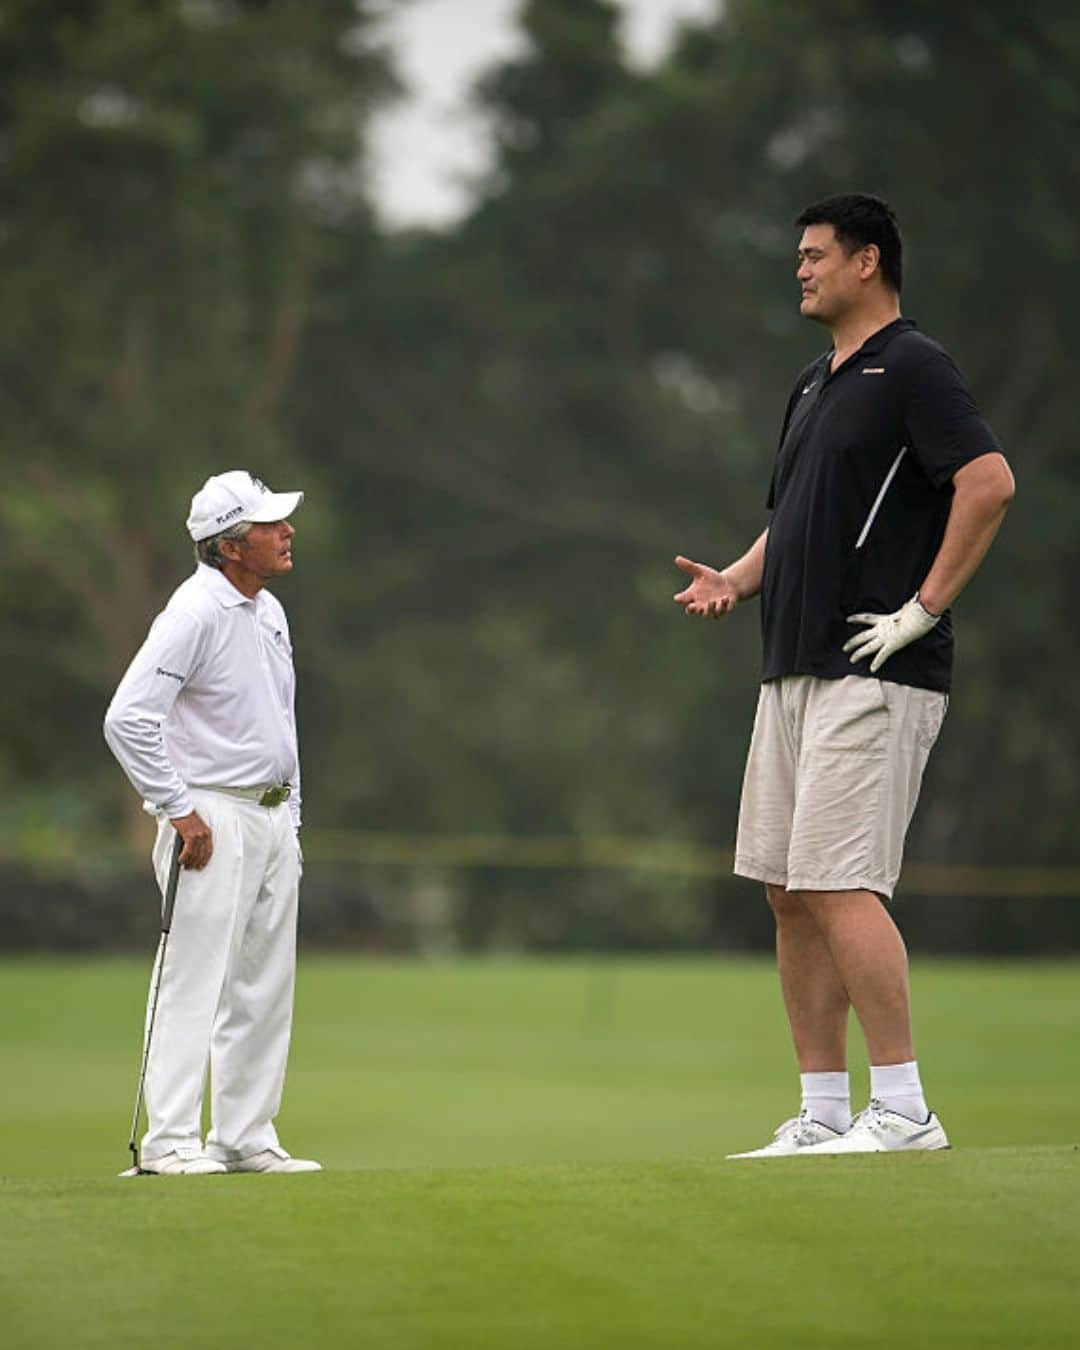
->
<box><xmin>894</xmin><ymin>1124</ymin><xmax>940</xmax><ymax>1146</ymax></box>
<box><xmin>802</xmin><ymin>381</ymin><xmax>818</xmax><ymax>394</ymax></box>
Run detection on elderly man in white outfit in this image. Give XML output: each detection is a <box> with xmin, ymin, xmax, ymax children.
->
<box><xmin>104</xmin><ymin>470</ymin><xmax>320</xmax><ymax>1176</ymax></box>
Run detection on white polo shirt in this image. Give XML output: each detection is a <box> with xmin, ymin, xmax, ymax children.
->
<box><xmin>104</xmin><ymin>564</ymin><xmax>301</xmax><ymax>828</ymax></box>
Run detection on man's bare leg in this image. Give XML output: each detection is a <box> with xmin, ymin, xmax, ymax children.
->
<box><xmin>766</xmin><ymin>883</ymin><xmax>850</xmax><ymax>1072</ymax></box>
<box><xmin>782</xmin><ymin>888</ymin><xmax>939</xmax><ymax>1147</ymax></box>
<box><xmin>724</xmin><ymin>882</ymin><xmax>854</xmax><ymax>1152</ymax></box>
<box><xmin>797</xmin><ymin>888</ymin><xmax>914</xmax><ymax>1066</ymax></box>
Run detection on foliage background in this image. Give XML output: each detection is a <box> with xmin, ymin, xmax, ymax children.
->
<box><xmin>2</xmin><ymin>0</ymin><xmax>1075</xmax><ymax>951</ymax></box>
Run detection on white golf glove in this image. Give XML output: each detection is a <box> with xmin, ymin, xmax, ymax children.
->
<box><xmin>843</xmin><ymin>594</ymin><xmax>940</xmax><ymax>673</ymax></box>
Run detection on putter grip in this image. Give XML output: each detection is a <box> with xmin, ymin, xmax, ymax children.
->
<box><xmin>161</xmin><ymin>833</ymin><xmax>183</xmax><ymax>933</ymax></box>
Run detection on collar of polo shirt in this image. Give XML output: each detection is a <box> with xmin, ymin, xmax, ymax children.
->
<box><xmin>198</xmin><ymin>562</ymin><xmax>257</xmax><ymax>607</ymax></box>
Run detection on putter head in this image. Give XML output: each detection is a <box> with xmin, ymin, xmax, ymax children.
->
<box><xmin>117</xmin><ymin>1166</ymin><xmax>154</xmax><ymax>1178</ymax></box>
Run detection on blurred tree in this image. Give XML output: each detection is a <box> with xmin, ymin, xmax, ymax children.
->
<box><xmin>289</xmin><ymin>0</ymin><xmax>761</xmax><ymax>869</ymax></box>
<box><xmin>0</xmin><ymin>0</ymin><xmax>391</xmax><ymax>822</ymax></box>
<box><xmin>3</xmin><ymin>0</ymin><xmax>1078</xmax><ymax>947</ymax></box>
<box><xmin>293</xmin><ymin>0</ymin><xmax>1080</xmax><ymax>893</ymax></box>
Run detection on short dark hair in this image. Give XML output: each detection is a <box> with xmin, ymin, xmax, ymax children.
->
<box><xmin>795</xmin><ymin>193</ymin><xmax>903</xmax><ymax>293</ymax></box>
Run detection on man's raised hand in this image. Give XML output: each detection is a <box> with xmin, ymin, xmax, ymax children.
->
<box><xmin>673</xmin><ymin>556</ymin><xmax>739</xmax><ymax>619</ymax></box>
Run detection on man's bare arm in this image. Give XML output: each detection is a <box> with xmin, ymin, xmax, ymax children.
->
<box><xmin>917</xmin><ymin>452</ymin><xmax>1015</xmax><ymax>615</ymax></box>
<box><xmin>674</xmin><ymin>529</ymin><xmax>768</xmax><ymax>619</ymax></box>
<box><xmin>844</xmin><ymin>452</ymin><xmax>1015</xmax><ymax>673</ymax></box>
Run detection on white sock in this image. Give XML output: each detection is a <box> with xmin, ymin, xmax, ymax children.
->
<box><xmin>800</xmin><ymin>1071</ymin><xmax>852</xmax><ymax>1133</ymax></box>
<box><xmin>869</xmin><ymin>1061</ymin><xmax>929</xmax><ymax>1122</ymax></box>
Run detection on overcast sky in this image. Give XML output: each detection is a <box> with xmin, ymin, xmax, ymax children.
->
<box><xmin>367</xmin><ymin>0</ymin><xmax>719</xmax><ymax>228</ymax></box>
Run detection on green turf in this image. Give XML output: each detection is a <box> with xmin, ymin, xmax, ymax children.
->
<box><xmin>1</xmin><ymin>957</ymin><xmax>1078</xmax><ymax>1348</ymax></box>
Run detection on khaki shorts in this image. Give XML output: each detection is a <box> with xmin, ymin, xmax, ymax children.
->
<box><xmin>734</xmin><ymin>675</ymin><xmax>947</xmax><ymax>899</ymax></box>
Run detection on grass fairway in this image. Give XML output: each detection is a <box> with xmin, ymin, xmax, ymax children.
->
<box><xmin>1</xmin><ymin>957</ymin><xmax>1077</xmax><ymax>1348</ymax></box>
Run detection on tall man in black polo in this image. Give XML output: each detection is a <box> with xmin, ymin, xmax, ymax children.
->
<box><xmin>675</xmin><ymin>194</ymin><xmax>1014</xmax><ymax>1155</ymax></box>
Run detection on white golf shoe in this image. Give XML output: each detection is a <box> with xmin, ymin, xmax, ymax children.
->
<box><xmin>800</xmin><ymin>1099</ymin><xmax>949</xmax><ymax>1154</ymax></box>
<box><xmin>727</xmin><ymin>1110</ymin><xmax>849</xmax><ymax>1159</ymax></box>
<box><xmin>129</xmin><ymin>1146</ymin><xmax>226</xmax><ymax>1176</ymax></box>
<box><xmin>224</xmin><ymin>1147</ymin><xmax>322</xmax><ymax>1174</ymax></box>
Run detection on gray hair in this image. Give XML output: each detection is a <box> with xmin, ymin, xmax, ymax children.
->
<box><xmin>195</xmin><ymin>520</ymin><xmax>253</xmax><ymax>570</ymax></box>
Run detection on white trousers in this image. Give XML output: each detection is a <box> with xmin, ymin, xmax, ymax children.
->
<box><xmin>142</xmin><ymin>788</ymin><xmax>301</xmax><ymax>1164</ymax></box>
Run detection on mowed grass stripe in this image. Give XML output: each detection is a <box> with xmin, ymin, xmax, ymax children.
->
<box><xmin>0</xmin><ymin>957</ymin><xmax>1076</xmax><ymax>1175</ymax></box>
<box><xmin>2</xmin><ymin>1151</ymin><xmax>1078</xmax><ymax>1350</ymax></box>
<box><xmin>1</xmin><ymin>958</ymin><xmax>1078</xmax><ymax>1348</ymax></box>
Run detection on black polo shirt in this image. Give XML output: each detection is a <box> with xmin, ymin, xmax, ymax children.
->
<box><xmin>761</xmin><ymin>318</ymin><xmax>1000</xmax><ymax>693</ymax></box>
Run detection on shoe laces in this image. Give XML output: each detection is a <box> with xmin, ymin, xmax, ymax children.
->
<box><xmin>776</xmin><ymin>1110</ymin><xmax>825</xmax><ymax>1146</ymax></box>
<box><xmin>851</xmin><ymin>1098</ymin><xmax>890</xmax><ymax>1134</ymax></box>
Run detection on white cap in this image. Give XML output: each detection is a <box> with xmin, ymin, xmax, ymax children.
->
<box><xmin>186</xmin><ymin>470</ymin><xmax>304</xmax><ymax>542</ymax></box>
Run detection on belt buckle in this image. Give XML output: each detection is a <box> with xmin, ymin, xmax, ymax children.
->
<box><xmin>258</xmin><ymin>785</ymin><xmax>290</xmax><ymax>808</ymax></box>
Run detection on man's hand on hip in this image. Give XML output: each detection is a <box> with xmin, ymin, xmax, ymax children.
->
<box><xmin>674</xmin><ymin>556</ymin><xmax>740</xmax><ymax>619</ymax></box>
<box><xmin>170</xmin><ymin>811</ymin><xmax>214</xmax><ymax>869</ymax></box>
<box><xmin>843</xmin><ymin>594</ymin><xmax>940</xmax><ymax>673</ymax></box>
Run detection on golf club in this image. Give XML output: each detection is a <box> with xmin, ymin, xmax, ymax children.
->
<box><xmin>119</xmin><ymin>832</ymin><xmax>183</xmax><ymax>1178</ymax></box>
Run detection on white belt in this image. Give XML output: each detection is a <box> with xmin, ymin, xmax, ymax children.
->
<box><xmin>196</xmin><ymin>784</ymin><xmax>292</xmax><ymax>808</ymax></box>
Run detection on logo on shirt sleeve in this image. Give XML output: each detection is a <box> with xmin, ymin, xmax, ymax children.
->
<box><xmin>155</xmin><ymin>667</ymin><xmax>185</xmax><ymax>682</ymax></box>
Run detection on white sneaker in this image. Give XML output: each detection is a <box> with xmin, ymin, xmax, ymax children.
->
<box><xmin>727</xmin><ymin>1110</ymin><xmax>849</xmax><ymax>1159</ymax></box>
<box><xmin>801</xmin><ymin>1099</ymin><xmax>949</xmax><ymax>1154</ymax></box>
<box><xmin>224</xmin><ymin>1147</ymin><xmax>322</xmax><ymax>1174</ymax></box>
<box><xmin>130</xmin><ymin>1146</ymin><xmax>226</xmax><ymax>1176</ymax></box>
